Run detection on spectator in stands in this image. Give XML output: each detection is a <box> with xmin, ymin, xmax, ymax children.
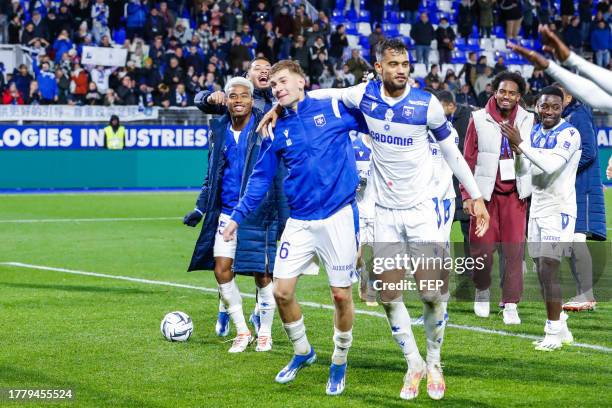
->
<box><xmin>477</xmin><ymin>83</ymin><xmax>493</xmax><ymax>107</ymax></box>
<box><xmin>31</xmin><ymin>10</ymin><xmax>49</xmax><ymax>41</ymax></box>
<box><xmin>456</xmin><ymin>82</ymin><xmax>477</xmax><ymax>105</ymax></box>
<box><xmin>164</xmin><ymin>56</ymin><xmax>185</xmax><ymax>87</ymax></box>
<box><xmin>591</xmin><ymin>19</ymin><xmax>611</xmax><ymax>67</ymax></box>
<box><xmin>175</xmin><ymin>21</ymin><xmax>193</xmax><ymax>45</ymax></box>
<box><xmin>158</xmin><ymin>1</ymin><xmax>176</xmax><ymax>31</ymax></box>
<box><xmin>339</xmin><ymin>63</ymin><xmax>356</xmax><ymax>86</ymax></box>
<box><xmin>310</xmin><ymin>51</ymin><xmax>332</xmax><ymax>85</ymax></box>
<box><xmin>579</xmin><ymin>0</ymin><xmax>593</xmax><ymax>48</ymax></box>
<box><xmin>85</xmin><ymin>81</ymin><xmax>103</xmax><ymax>105</ymax></box>
<box><xmin>399</xmin><ymin>0</ymin><xmax>420</xmax><ymax>24</ymax></box>
<box><xmin>116</xmin><ymin>75</ymin><xmax>138</xmax><ymax>105</ymax></box>
<box><xmin>318</xmin><ymin>64</ymin><xmax>336</xmax><ymax>88</ymax></box>
<box><xmin>476</xmin><ymin>55</ymin><xmax>488</xmax><ymax>74</ymax></box>
<box><xmin>499</xmin><ymin>0</ymin><xmax>523</xmax><ymax>40</ymax></box>
<box><xmin>275</xmin><ymin>6</ymin><xmax>294</xmax><ymax>59</ymax></box>
<box><xmin>170</xmin><ymin>83</ymin><xmax>189</xmax><ymax>107</ymax></box>
<box><xmin>27</xmin><ymin>80</ymin><xmax>43</xmax><ymax>105</ymax></box>
<box><xmin>21</xmin><ymin>22</ymin><xmax>36</xmax><ymax>46</ymax></box>
<box><xmin>560</xmin><ymin>0</ymin><xmax>575</xmax><ymax>27</ymax></box>
<box><xmin>99</xmin><ymin>34</ymin><xmax>113</xmax><ymax>47</ymax></box>
<box><xmin>316</xmin><ymin>10</ymin><xmax>331</xmax><ymax>38</ymax></box>
<box><xmin>126</xmin><ymin>0</ymin><xmax>147</xmax><ymax>40</ymax></box>
<box><xmin>33</xmin><ymin>59</ymin><xmax>58</xmax><ymax>104</ymax></box>
<box><xmin>104</xmin><ymin>88</ymin><xmax>119</xmax><ymax>106</ymax></box>
<box><xmin>229</xmin><ymin>35</ymin><xmax>250</xmax><ymax>74</ymax></box>
<box><xmin>2</xmin><ymin>82</ymin><xmax>24</xmax><ymax>105</ymax></box>
<box><xmin>90</xmin><ymin>65</ymin><xmax>112</xmax><ymax>94</ymax></box>
<box><xmin>55</xmin><ymin>67</ymin><xmax>70</xmax><ymax>104</ymax></box>
<box><xmin>251</xmin><ymin>1</ymin><xmax>268</xmax><ymax>40</ymax></box>
<box><xmin>145</xmin><ymin>7</ymin><xmax>167</xmax><ymax>42</ymax></box>
<box><xmin>292</xmin><ymin>5</ymin><xmax>312</xmax><ymax>38</ymax></box>
<box><xmin>425</xmin><ymin>64</ymin><xmax>441</xmax><ymax>88</ymax></box>
<box><xmin>12</xmin><ymin>64</ymin><xmax>33</xmax><ymax>99</ymax></box>
<box><xmin>477</xmin><ymin>0</ymin><xmax>494</xmax><ymax>38</ymax></box>
<box><xmin>368</xmin><ymin>24</ymin><xmax>385</xmax><ymax>65</ymax></box>
<box><xmin>411</xmin><ymin>12</ymin><xmax>435</xmax><ymax>69</ymax></box>
<box><xmin>474</xmin><ymin>66</ymin><xmax>493</xmax><ymax>96</ymax></box>
<box><xmin>305</xmin><ymin>22</ymin><xmax>326</xmax><ymax>49</ymax></box>
<box><xmin>458</xmin><ymin>51</ymin><xmax>478</xmax><ymax>92</ymax></box>
<box><xmin>444</xmin><ymin>70</ymin><xmax>459</xmax><ymax>93</ymax></box>
<box><xmin>53</xmin><ymin>29</ymin><xmax>74</xmax><ymax>64</ymax></box>
<box><xmin>458</xmin><ymin>0</ymin><xmax>476</xmax><ymax>39</ymax></box>
<box><xmin>436</xmin><ymin>17</ymin><xmax>456</xmax><ymax>65</ymax></box>
<box><xmin>73</xmin><ymin>0</ymin><xmax>92</xmax><ymax>31</ymax></box>
<box><xmin>8</xmin><ymin>13</ymin><xmax>22</xmax><ymax>44</ymax></box>
<box><xmin>346</xmin><ymin>48</ymin><xmax>370</xmax><ymax>84</ymax></box>
<box><xmin>494</xmin><ymin>56</ymin><xmax>507</xmax><ymax>75</ymax></box>
<box><xmin>310</xmin><ymin>35</ymin><xmax>328</xmax><ymax>62</ymax></box>
<box><xmin>367</xmin><ymin>0</ymin><xmax>385</xmax><ymax>26</ymax></box>
<box><xmin>222</xmin><ymin>6</ymin><xmax>238</xmax><ymax>41</ymax></box>
<box><xmin>564</xmin><ymin>16</ymin><xmax>583</xmax><ymax>54</ymax></box>
<box><xmin>344</xmin><ymin>0</ymin><xmax>361</xmax><ymax>15</ymax></box>
<box><xmin>257</xmin><ymin>35</ymin><xmax>277</xmax><ymax>64</ymax></box>
<box><xmin>149</xmin><ymin>35</ymin><xmax>166</xmax><ymax>68</ymax></box>
<box><xmin>329</xmin><ymin>24</ymin><xmax>349</xmax><ymax>68</ymax></box>
<box><xmin>315</xmin><ymin>0</ymin><xmax>335</xmax><ymax>17</ymax></box>
<box><xmin>527</xmin><ymin>68</ymin><xmax>548</xmax><ymax>94</ymax></box>
<box><xmin>91</xmin><ymin>0</ymin><xmax>110</xmax><ymax>43</ymax></box>
<box><xmin>291</xmin><ymin>34</ymin><xmax>311</xmax><ymax>74</ymax></box>
<box><xmin>70</xmin><ymin>62</ymin><xmax>89</xmax><ymax>103</ymax></box>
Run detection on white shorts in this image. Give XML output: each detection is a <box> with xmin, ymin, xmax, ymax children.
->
<box><xmin>273</xmin><ymin>203</ymin><xmax>359</xmax><ymax>287</ymax></box>
<box><xmin>373</xmin><ymin>200</ymin><xmax>444</xmax><ymax>262</ymax></box>
<box><xmin>528</xmin><ymin>213</ymin><xmax>576</xmax><ymax>260</ymax></box>
<box><xmin>436</xmin><ymin>197</ymin><xmax>455</xmax><ymax>244</ymax></box>
<box><xmin>213</xmin><ymin>213</ymin><xmax>237</xmax><ymax>259</ymax></box>
<box><xmin>359</xmin><ymin>217</ymin><xmax>375</xmax><ymax>246</ymax></box>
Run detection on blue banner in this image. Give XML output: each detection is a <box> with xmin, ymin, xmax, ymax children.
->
<box><xmin>0</xmin><ymin>125</ymin><xmax>209</xmax><ymax>149</ymax></box>
<box><xmin>597</xmin><ymin>127</ymin><xmax>612</xmax><ymax>147</ymax></box>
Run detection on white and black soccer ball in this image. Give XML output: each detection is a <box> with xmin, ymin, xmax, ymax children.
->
<box><xmin>160</xmin><ymin>311</ymin><xmax>193</xmax><ymax>342</ymax></box>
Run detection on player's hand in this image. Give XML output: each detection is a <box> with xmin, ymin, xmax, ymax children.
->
<box><xmin>462</xmin><ymin>199</ymin><xmax>473</xmax><ymax>215</ymax></box>
<box><xmin>539</xmin><ymin>24</ymin><xmax>571</xmax><ymax>62</ymax></box>
<box><xmin>256</xmin><ymin>104</ymin><xmax>283</xmax><ymax>137</ymax></box>
<box><xmin>507</xmin><ymin>42</ymin><xmax>549</xmax><ymax>70</ymax></box>
<box><xmin>471</xmin><ymin>197</ymin><xmax>490</xmax><ymax>237</ymax></box>
<box><xmin>183</xmin><ymin>209</ymin><xmax>203</xmax><ymax>227</ymax></box>
<box><xmin>207</xmin><ymin>91</ymin><xmax>226</xmax><ymax>105</ymax></box>
<box><xmin>223</xmin><ymin>220</ymin><xmax>238</xmax><ymax>242</ymax></box>
<box><xmin>500</xmin><ymin>122</ymin><xmax>522</xmax><ymax>147</ymax></box>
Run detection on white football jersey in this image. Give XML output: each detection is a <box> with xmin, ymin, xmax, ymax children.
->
<box><xmin>352</xmin><ymin>132</ymin><xmax>375</xmax><ymax>219</ymax></box>
<box><xmin>528</xmin><ymin>119</ymin><xmax>581</xmax><ymax>218</ymax></box>
<box><xmin>335</xmin><ymin>80</ymin><xmax>453</xmax><ymax>209</ymax></box>
<box><xmin>429</xmin><ymin>126</ymin><xmax>458</xmax><ymax>201</ymax></box>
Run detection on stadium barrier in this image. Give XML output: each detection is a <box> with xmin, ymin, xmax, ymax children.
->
<box><xmin>0</xmin><ymin>107</ymin><xmax>610</xmax><ymax>190</ymax></box>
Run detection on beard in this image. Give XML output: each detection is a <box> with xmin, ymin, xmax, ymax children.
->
<box><xmin>382</xmin><ymin>77</ymin><xmax>407</xmax><ymax>95</ymax></box>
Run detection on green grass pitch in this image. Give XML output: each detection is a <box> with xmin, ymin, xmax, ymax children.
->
<box><xmin>1</xmin><ymin>191</ymin><xmax>611</xmax><ymax>407</ymax></box>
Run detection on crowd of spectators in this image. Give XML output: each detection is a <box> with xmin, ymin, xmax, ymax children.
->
<box><xmin>0</xmin><ymin>0</ymin><xmax>609</xmax><ymax>107</ymax></box>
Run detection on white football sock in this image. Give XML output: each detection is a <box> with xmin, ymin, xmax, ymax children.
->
<box><xmin>423</xmin><ymin>300</ymin><xmax>447</xmax><ymax>364</ymax></box>
<box><xmin>283</xmin><ymin>316</ymin><xmax>311</xmax><ymax>355</ymax></box>
<box><xmin>218</xmin><ymin>279</ymin><xmax>249</xmax><ymax>335</ymax></box>
<box><xmin>257</xmin><ymin>282</ymin><xmax>276</xmax><ymax>337</ymax></box>
<box><xmin>332</xmin><ymin>327</ymin><xmax>353</xmax><ymax>365</ymax></box>
<box><xmin>218</xmin><ymin>297</ymin><xmax>227</xmax><ymax>313</ymax></box>
<box><xmin>382</xmin><ymin>299</ymin><xmax>422</xmax><ymax>366</ymax></box>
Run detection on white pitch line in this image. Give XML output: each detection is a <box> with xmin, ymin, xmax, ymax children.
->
<box><xmin>0</xmin><ymin>217</ymin><xmax>180</xmax><ymax>224</ymax></box>
<box><xmin>2</xmin><ymin>261</ymin><xmax>611</xmax><ymax>353</ymax></box>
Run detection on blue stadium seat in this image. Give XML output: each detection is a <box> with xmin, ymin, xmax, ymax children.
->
<box><xmin>467</xmin><ymin>38</ymin><xmax>481</xmax><ymax>51</ymax></box>
<box><xmin>451</xmin><ymin>50</ymin><xmax>467</xmax><ymax>64</ymax></box>
<box><xmin>359</xmin><ymin>10</ymin><xmax>370</xmax><ymax>22</ymax></box>
<box><xmin>113</xmin><ymin>28</ymin><xmax>126</xmax><ymax>45</ymax></box>
<box><xmin>455</xmin><ymin>38</ymin><xmax>468</xmax><ymax>51</ymax></box>
<box><xmin>382</xmin><ymin>23</ymin><xmax>399</xmax><ymax>38</ymax></box>
<box><xmin>387</xmin><ymin>11</ymin><xmax>400</xmax><ymax>24</ymax></box>
<box><xmin>385</xmin><ymin>0</ymin><xmax>394</xmax><ymax>10</ymax></box>
<box><xmin>336</xmin><ymin>0</ymin><xmax>346</xmax><ymax>10</ymax></box>
<box><xmin>470</xmin><ymin>25</ymin><xmax>479</xmax><ymax>38</ymax></box>
<box><xmin>493</xmin><ymin>25</ymin><xmax>506</xmax><ymax>38</ymax></box>
<box><xmin>344</xmin><ymin>21</ymin><xmax>358</xmax><ymax>35</ymax></box>
<box><xmin>494</xmin><ymin>51</ymin><xmax>507</xmax><ymax>61</ymax></box>
<box><xmin>404</xmin><ymin>37</ymin><xmax>414</xmax><ymax>49</ymax></box>
<box><xmin>332</xmin><ymin>9</ymin><xmax>343</xmax><ymax>18</ymax></box>
<box><xmin>345</xmin><ymin>9</ymin><xmax>358</xmax><ymax>21</ymax></box>
<box><xmin>359</xmin><ymin>36</ymin><xmax>370</xmax><ymax>48</ymax></box>
<box><xmin>520</xmin><ymin>39</ymin><xmax>535</xmax><ymax>49</ymax></box>
<box><xmin>505</xmin><ymin>52</ymin><xmax>524</xmax><ymax>64</ymax></box>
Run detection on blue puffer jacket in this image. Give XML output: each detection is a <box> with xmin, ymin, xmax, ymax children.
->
<box><xmin>563</xmin><ymin>100</ymin><xmax>607</xmax><ymax>241</ymax></box>
<box><xmin>126</xmin><ymin>2</ymin><xmax>147</xmax><ymax>28</ymax></box>
<box><xmin>187</xmin><ymin>108</ymin><xmax>289</xmax><ymax>273</ymax></box>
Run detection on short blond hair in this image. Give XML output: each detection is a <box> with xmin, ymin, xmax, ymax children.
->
<box><xmin>269</xmin><ymin>59</ymin><xmax>305</xmax><ymax>79</ymax></box>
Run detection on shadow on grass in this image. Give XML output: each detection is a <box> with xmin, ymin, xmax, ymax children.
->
<box><xmin>0</xmin><ymin>281</ymin><xmax>155</xmax><ymax>295</ymax></box>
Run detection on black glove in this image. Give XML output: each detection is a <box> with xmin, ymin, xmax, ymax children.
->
<box><xmin>183</xmin><ymin>209</ymin><xmax>204</xmax><ymax>227</ymax></box>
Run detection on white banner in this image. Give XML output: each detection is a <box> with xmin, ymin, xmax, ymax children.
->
<box><xmin>81</xmin><ymin>46</ymin><xmax>128</xmax><ymax>67</ymax></box>
<box><xmin>0</xmin><ymin>105</ymin><xmax>159</xmax><ymax>122</ymax></box>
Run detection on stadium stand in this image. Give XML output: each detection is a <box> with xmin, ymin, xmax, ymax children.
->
<box><xmin>0</xmin><ymin>0</ymin><xmax>609</xmax><ymax>108</ymax></box>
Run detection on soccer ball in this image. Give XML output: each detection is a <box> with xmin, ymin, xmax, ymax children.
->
<box><xmin>160</xmin><ymin>311</ymin><xmax>193</xmax><ymax>342</ymax></box>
